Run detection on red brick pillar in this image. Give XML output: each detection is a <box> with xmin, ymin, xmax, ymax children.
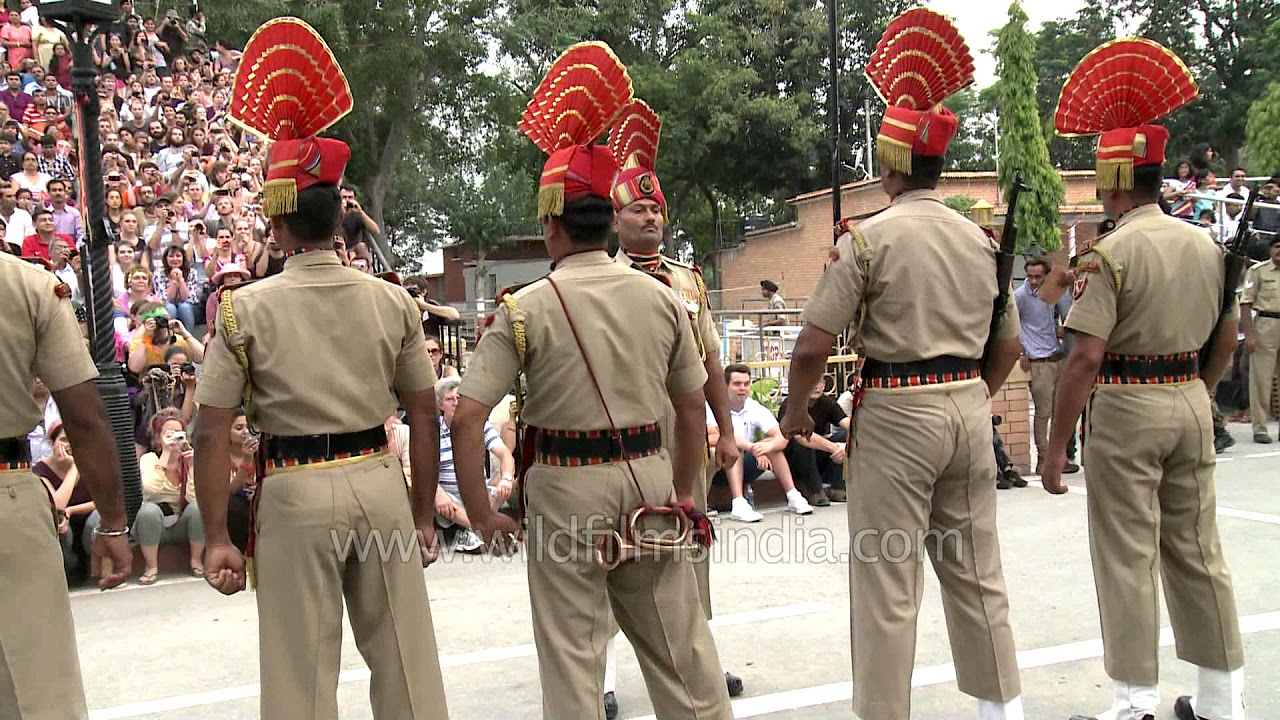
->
<box><xmin>991</xmin><ymin>368</ymin><xmax>1032</xmax><ymax>473</ymax></box>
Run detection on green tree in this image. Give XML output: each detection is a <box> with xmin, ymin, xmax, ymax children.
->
<box><xmin>1245</xmin><ymin>82</ymin><xmax>1280</xmax><ymax>175</ymax></box>
<box><xmin>1032</xmin><ymin>2</ymin><xmax>1119</xmax><ymax>169</ymax></box>
<box><xmin>202</xmin><ymin>0</ymin><xmax>493</xmax><ymax>264</ymax></box>
<box><xmin>993</xmin><ymin>1</ymin><xmax>1064</xmax><ymax>252</ymax></box>
<box><xmin>943</xmin><ymin>87</ymin><xmax>998</xmax><ymax>172</ymax></box>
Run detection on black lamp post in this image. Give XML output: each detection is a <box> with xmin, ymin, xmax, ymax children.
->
<box><xmin>827</xmin><ymin>0</ymin><xmax>840</xmax><ymax>240</ymax></box>
<box><xmin>39</xmin><ymin>0</ymin><xmax>142</xmax><ymax>524</ymax></box>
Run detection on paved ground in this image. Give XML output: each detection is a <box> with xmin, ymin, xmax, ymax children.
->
<box><xmin>73</xmin><ymin>423</ymin><xmax>1279</xmax><ymax>720</ymax></box>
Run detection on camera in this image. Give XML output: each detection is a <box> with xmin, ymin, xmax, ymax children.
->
<box><xmin>406</xmin><ymin>286</ymin><xmax>421</xmax><ymax>299</ymax></box>
<box><xmin>180</xmin><ymin>362</ymin><xmax>196</xmax><ymax>375</ymax></box>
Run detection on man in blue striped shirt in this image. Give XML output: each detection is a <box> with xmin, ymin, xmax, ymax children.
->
<box><xmin>1015</xmin><ymin>257</ymin><xmax>1079</xmax><ymax>475</ymax></box>
<box><xmin>434</xmin><ymin>376</ymin><xmax>515</xmax><ymax>551</ymax></box>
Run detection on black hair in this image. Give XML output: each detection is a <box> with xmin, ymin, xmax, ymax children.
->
<box><xmin>557</xmin><ymin>195</ymin><xmax>613</xmax><ymax>245</ymax></box>
<box><xmin>900</xmin><ymin>154</ymin><xmax>945</xmax><ymax>190</ymax></box>
<box><xmin>277</xmin><ymin>185</ymin><xmax>343</xmax><ymax>244</ymax></box>
<box><xmin>1025</xmin><ymin>256</ymin><xmax>1051</xmax><ymax>274</ymax></box>
<box><xmin>1232</xmin><ymin>166</ymin><xmax>1247</xmax><ymax>176</ymax></box>
<box><xmin>1189</xmin><ymin>143</ymin><xmax>1214</xmax><ymax>171</ymax></box>
<box><xmin>163</xmin><ymin>345</ymin><xmax>189</xmax><ymax>362</ymax></box>
<box><xmin>30</xmin><ymin>206</ymin><xmax>51</xmax><ymax>221</ymax></box>
<box><xmin>1132</xmin><ymin>164</ymin><xmax>1164</xmax><ymax>200</ymax></box>
<box><xmin>724</xmin><ymin>363</ymin><xmax>752</xmax><ymax>383</ymax></box>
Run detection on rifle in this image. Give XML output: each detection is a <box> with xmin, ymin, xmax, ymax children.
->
<box><xmin>1199</xmin><ymin>183</ymin><xmax>1258</xmax><ymax>372</ymax></box>
<box><xmin>982</xmin><ymin>171</ymin><xmax>1030</xmax><ymax>373</ymax></box>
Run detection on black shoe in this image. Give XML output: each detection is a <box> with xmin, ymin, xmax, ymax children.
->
<box><xmin>1063</xmin><ymin>460</ymin><xmax>1081</xmax><ymax>474</ymax></box>
<box><xmin>1173</xmin><ymin>696</ymin><xmax>1206</xmax><ymax>720</ymax></box>
<box><xmin>826</xmin><ymin>488</ymin><xmax>847</xmax><ymax>503</ymax></box>
<box><xmin>1255</xmin><ymin>433</ymin><xmax>1274</xmax><ymax>444</ymax></box>
<box><xmin>1215</xmin><ymin>432</ymin><xmax>1236</xmax><ymax>453</ymax></box>
<box><xmin>603</xmin><ymin>691</ymin><xmax>618</xmax><ymax>719</ymax></box>
<box><xmin>1003</xmin><ymin>467</ymin><xmax>1027</xmax><ymax>488</ymax></box>
<box><xmin>997</xmin><ymin>475</ymin><xmax>1012</xmax><ymax>490</ymax></box>
<box><xmin>725</xmin><ymin>670</ymin><xmax>744</xmax><ymax>697</ymax></box>
<box><xmin>805</xmin><ymin>488</ymin><xmax>831</xmax><ymax>507</ymax></box>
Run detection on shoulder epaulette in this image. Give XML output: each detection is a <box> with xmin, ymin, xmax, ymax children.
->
<box><xmin>495</xmin><ymin>282</ymin><xmax>531</xmax><ymax>304</ymax></box>
<box><xmin>837</xmin><ymin>206</ymin><xmax>888</xmax><ymax>235</ymax></box>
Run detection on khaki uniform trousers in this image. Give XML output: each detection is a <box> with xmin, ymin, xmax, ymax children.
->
<box><xmin>1028</xmin><ymin>357</ymin><xmax>1064</xmax><ymax>455</ymax></box>
<box><xmin>1082</xmin><ymin>383</ymin><xmax>1244</xmax><ymax>685</ymax></box>
<box><xmin>254</xmin><ymin>452</ymin><xmax>449</xmax><ymax>720</ymax></box>
<box><xmin>848</xmin><ymin>380</ymin><xmax>1021</xmax><ymax>720</ymax></box>
<box><xmin>525</xmin><ymin>452</ymin><xmax>731</xmax><ymax>720</ymax></box>
<box><xmin>0</xmin><ymin>471</ymin><xmax>89</xmax><ymax>720</ymax></box>
<box><xmin>1249</xmin><ymin>315</ymin><xmax>1280</xmax><ymax>435</ymax></box>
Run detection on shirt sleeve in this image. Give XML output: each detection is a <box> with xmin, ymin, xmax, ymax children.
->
<box><xmin>666</xmin><ymin>293</ymin><xmax>709</xmax><ymax>397</ymax></box>
<box><xmin>458</xmin><ymin>302</ymin><xmax>523</xmax><ymax>409</ymax></box>
<box><xmin>393</xmin><ymin>291</ymin><xmax>438</xmax><ymax>395</ymax></box>
<box><xmin>192</xmin><ymin>294</ymin><xmax>248</xmax><ymax>409</ymax></box>
<box><xmin>482</xmin><ymin>421</ymin><xmax>502</xmax><ymax>451</ymax></box>
<box><xmin>1064</xmin><ymin>251</ymin><xmax>1118</xmax><ymax>341</ymax></box>
<box><xmin>696</xmin><ymin>280</ymin><xmax>721</xmax><ymax>355</ymax></box>
<box><xmin>996</xmin><ymin>287</ymin><xmax>1021</xmax><ymax>342</ymax></box>
<box><xmin>801</xmin><ymin>231</ymin><xmax>864</xmax><ymax>335</ymax></box>
<box><xmin>32</xmin><ymin>271</ymin><xmax>97</xmax><ymax>392</ymax></box>
<box><xmin>1241</xmin><ymin>265</ymin><xmax>1259</xmax><ymax>306</ymax></box>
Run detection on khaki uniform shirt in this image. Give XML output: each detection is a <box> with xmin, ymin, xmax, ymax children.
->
<box><xmin>0</xmin><ymin>253</ymin><xmax>97</xmax><ymax>438</ymax></box>
<box><xmin>1241</xmin><ymin>260</ymin><xmax>1280</xmax><ymax>314</ymax></box>
<box><xmin>613</xmin><ymin>251</ymin><xmax>720</xmax><ymax>361</ymax></box>
<box><xmin>459</xmin><ymin>250</ymin><xmax>707</xmax><ymax>431</ymax></box>
<box><xmin>194</xmin><ymin>251</ymin><xmax>438</xmax><ymax>436</ymax></box>
<box><xmin>1066</xmin><ymin>204</ymin><xmax>1228</xmax><ymax>354</ymax></box>
<box><xmin>803</xmin><ymin>189</ymin><xmax>1019</xmax><ymax>363</ymax></box>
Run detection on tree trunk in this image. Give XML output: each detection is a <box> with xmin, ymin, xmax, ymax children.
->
<box><xmin>472</xmin><ymin>248</ymin><xmax>489</xmax><ymax>329</ymax></box>
<box><xmin>364</xmin><ymin>112</ymin><xmax>414</xmax><ymax>265</ymax></box>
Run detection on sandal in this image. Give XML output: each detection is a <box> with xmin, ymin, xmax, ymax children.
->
<box><xmin>138</xmin><ymin>572</ymin><xmax>158</xmax><ymax>585</ymax></box>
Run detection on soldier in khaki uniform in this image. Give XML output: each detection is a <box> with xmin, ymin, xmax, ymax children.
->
<box><xmin>450</xmin><ymin>43</ymin><xmax>732</xmax><ymax>720</ymax></box>
<box><xmin>780</xmin><ymin>11</ymin><xmax>1026</xmax><ymax>719</ymax></box>
<box><xmin>1042</xmin><ymin>40</ymin><xmax>1246</xmax><ymax>720</ymax></box>
<box><xmin>1241</xmin><ymin>236</ymin><xmax>1280</xmax><ymax>442</ymax></box>
<box><xmin>191</xmin><ymin>19</ymin><xmax>450</xmax><ymax>720</ymax></box>
<box><xmin>0</xmin><ymin>252</ymin><xmax>133</xmax><ymax>719</ymax></box>
<box><xmin>601</xmin><ymin>99</ymin><xmax>744</xmax><ymax>717</ymax></box>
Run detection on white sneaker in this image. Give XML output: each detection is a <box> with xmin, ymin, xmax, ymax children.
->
<box><xmin>454</xmin><ymin>528</ymin><xmax>484</xmax><ymax>553</ymax></box>
<box><xmin>786</xmin><ymin>489</ymin><xmax>814</xmax><ymax>515</ymax></box>
<box><xmin>730</xmin><ymin>498</ymin><xmax>763</xmax><ymax>522</ymax></box>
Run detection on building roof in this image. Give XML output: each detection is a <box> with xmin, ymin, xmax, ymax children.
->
<box><xmin>787</xmin><ymin>170</ymin><xmax>1098</xmax><ymax>205</ymax></box>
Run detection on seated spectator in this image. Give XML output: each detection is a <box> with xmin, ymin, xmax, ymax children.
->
<box><xmin>204</xmin><ymin>261</ymin><xmax>250</xmax><ymax>328</ymax></box>
<box><xmin>226</xmin><ymin>408</ymin><xmax>258</xmax><ymax>553</ymax></box>
<box><xmin>126</xmin><ymin>301</ymin><xmax>203</xmax><ymax>375</ymax></box>
<box><xmin>134</xmin><ymin>409</ymin><xmax>203</xmax><ymax>584</ymax></box>
<box><xmin>708</xmin><ymin>364</ymin><xmax>814</xmax><ymax>522</ymax></box>
<box><xmin>992</xmin><ymin>420</ymin><xmax>1026</xmax><ymax>490</ymax></box>
<box><xmin>203</xmin><ymin>225</ymin><xmax>244</xmax><ymax>278</ymax></box>
<box><xmin>162</xmin><ymin>344</ymin><xmax>197</xmax><ymax>424</ymax></box>
<box><xmin>32</xmin><ymin>421</ymin><xmax>98</xmax><ymax>584</ymax></box>
<box><xmin>116</xmin><ymin>265</ymin><xmax>157</xmax><ymax>334</ymax></box>
<box><xmin>25</xmin><ymin>376</ymin><xmax>59</xmax><ymax>462</ymax></box>
<box><xmin>153</xmin><ymin>243</ymin><xmax>202</xmax><ymax>330</ymax></box>
<box><xmin>433</xmin><ymin>376</ymin><xmax>514</xmax><ymax>552</ymax></box>
<box><xmin>20</xmin><ymin>205</ymin><xmax>70</xmax><ymax>260</ymax></box>
<box><xmin>778</xmin><ymin>380</ymin><xmax>849</xmax><ymax>506</ymax></box>
<box><xmin>426</xmin><ymin>334</ymin><xmax>459</xmax><ymax>379</ymax></box>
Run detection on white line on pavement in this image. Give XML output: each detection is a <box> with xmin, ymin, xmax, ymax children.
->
<box><xmin>625</xmin><ymin>611</ymin><xmax>1280</xmax><ymax>720</ymax></box>
<box><xmin>88</xmin><ymin>602</ymin><xmax>831</xmax><ymax>719</ymax></box>
<box><xmin>1245</xmin><ymin>450</ymin><xmax>1280</xmax><ymax>459</ymax></box>
<box><xmin>1026</xmin><ymin>480</ymin><xmax>1280</xmax><ymax>525</ymax></box>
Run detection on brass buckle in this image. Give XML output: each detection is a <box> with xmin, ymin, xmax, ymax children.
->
<box><xmin>594</xmin><ymin>504</ymin><xmax>694</xmax><ymax>571</ymax></box>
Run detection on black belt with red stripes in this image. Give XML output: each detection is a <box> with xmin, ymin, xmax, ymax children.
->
<box><xmin>1096</xmin><ymin>352</ymin><xmax>1198</xmax><ymax>385</ymax></box>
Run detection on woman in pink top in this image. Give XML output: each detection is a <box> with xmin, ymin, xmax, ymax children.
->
<box><xmin>1</xmin><ymin>11</ymin><xmax>32</xmax><ymax>69</ymax></box>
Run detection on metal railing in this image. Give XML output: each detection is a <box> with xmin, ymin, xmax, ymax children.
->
<box><xmin>711</xmin><ymin>308</ymin><xmax>860</xmax><ymax>399</ymax></box>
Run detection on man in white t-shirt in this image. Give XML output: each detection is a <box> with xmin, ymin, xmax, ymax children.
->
<box><xmin>707</xmin><ymin>364</ymin><xmax>813</xmax><ymax>522</ymax></box>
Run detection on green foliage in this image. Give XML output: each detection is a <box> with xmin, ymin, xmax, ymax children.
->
<box><xmin>943</xmin><ymin>88</ymin><xmax>997</xmax><ymax>171</ymax></box>
<box><xmin>203</xmin><ymin>0</ymin><xmax>494</xmax><ymax>263</ymax></box>
<box><xmin>750</xmin><ymin>377</ymin><xmax>780</xmax><ymax>417</ymax></box>
<box><xmin>1245</xmin><ymin>82</ymin><xmax>1280</xmax><ymax>176</ymax></box>
<box><xmin>994</xmin><ymin>1</ymin><xmax>1064</xmax><ymax>252</ymax></box>
<box><xmin>942</xmin><ymin>195</ymin><xmax>979</xmax><ymax>214</ymax></box>
<box><xmin>1031</xmin><ymin>2</ymin><xmax>1118</xmax><ymax>169</ymax></box>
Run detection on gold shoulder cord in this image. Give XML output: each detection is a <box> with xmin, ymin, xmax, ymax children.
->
<box><xmin>1090</xmin><ymin>244</ymin><xmax>1124</xmax><ymax>292</ymax></box>
<box><xmin>692</xmin><ymin>269</ymin><xmax>709</xmax><ymax>362</ymax></box>
<box><xmin>218</xmin><ymin>290</ymin><xmax>255</xmax><ymax>428</ymax></box>
<box><xmin>502</xmin><ymin>294</ymin><xmax>529</xmax><ymax>510</ymax></box>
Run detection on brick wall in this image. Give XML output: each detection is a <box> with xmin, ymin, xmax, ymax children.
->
<box><xmin>716</xmin><ymin>171</ymin><xmax>1102</xmax><ymax>310</ymax></box>
<box><xmin>992</xmin><ymin>368</ymin><xmax>1032</xmax><ymax>473</ymax></box>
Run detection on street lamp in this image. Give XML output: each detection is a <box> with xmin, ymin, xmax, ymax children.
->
<box><xmin>38</xmin><ymin>0</ymin><xmax>142</xmax><ymax>524</ymax></box>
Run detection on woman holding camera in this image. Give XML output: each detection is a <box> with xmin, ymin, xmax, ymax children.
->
<box><xmin>134</xmin><ymin>409</ymin><xmax>204</xmax><ymax>584</ymax></box>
